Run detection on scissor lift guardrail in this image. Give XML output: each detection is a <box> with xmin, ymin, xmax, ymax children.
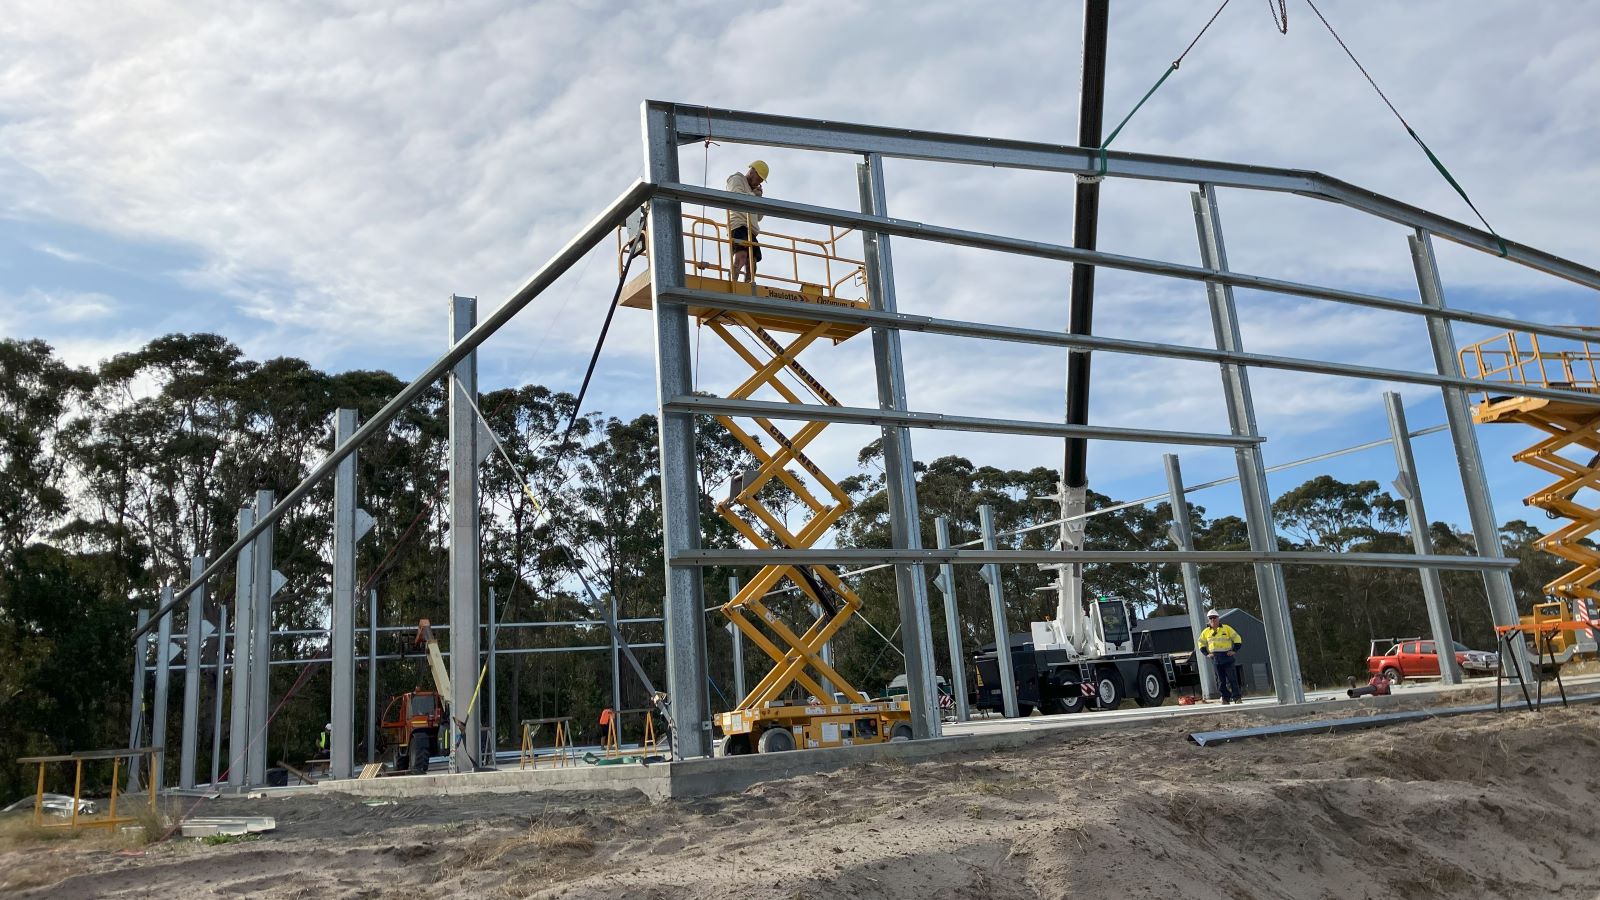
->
<box><xmin>1461</xmin><ymin>331</ymin><xmax>1600</xmax><ymax>610</ymax></box>
<box><xmin>622</xmin><ymin>213</ymin><xmax>911</xmax><ymax>754</ymax></box>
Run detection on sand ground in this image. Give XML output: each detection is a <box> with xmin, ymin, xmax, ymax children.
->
<box><xmin>4</xmin><ymin>701</ymin><xmax>1598</xmax><ymax>899</ymax></box>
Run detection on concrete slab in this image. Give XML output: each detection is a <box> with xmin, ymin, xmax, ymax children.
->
<box><xmin>310</xmin><ymin>674</ymin><xmax>1600</xmax><ymax>804</ymax></box>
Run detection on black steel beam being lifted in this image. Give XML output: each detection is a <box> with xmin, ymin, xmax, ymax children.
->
<box><xmin>1063</xmin><ymin>0</ymin><xmax>1110</xmax><ymax>494</ymax></box>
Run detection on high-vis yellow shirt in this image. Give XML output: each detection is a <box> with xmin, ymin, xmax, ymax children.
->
<box><xmin>1198</xmin><ymin>624</ymin><xmax>1242</xmax><ymax>653</ymax></box>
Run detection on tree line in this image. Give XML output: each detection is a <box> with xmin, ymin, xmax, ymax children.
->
<box><xmin>0</xmin><ymin>334</ymin><xmax>1560</xmax><ymax>797</ymax></box>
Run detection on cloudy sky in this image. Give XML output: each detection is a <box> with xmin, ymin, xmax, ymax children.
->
<box><xmin>4</xmin><ymin>0</ymin><xmax>1599</xmax><ymax>539</ymax></box>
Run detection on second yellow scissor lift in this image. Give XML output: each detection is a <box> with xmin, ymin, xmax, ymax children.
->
<box><xmin>621</xmin><ymin>213</ymin><xmax>912</xmax><ymax>754</ymax></box>
<box><xmin>1460</xmin><ymin>330</ymin><xmax>1600</xmax><ymax>662</ymax></box>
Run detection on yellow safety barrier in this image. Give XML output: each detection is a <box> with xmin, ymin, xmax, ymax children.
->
<box><xmin>518</xmin><ymin>717</ymin><xmax>574</xmax><ymax>770</ymax></box>
<box><xmin>17</xmin><ymin>746</ymin><xmax>161</xmax><ymax>831</ymax></box>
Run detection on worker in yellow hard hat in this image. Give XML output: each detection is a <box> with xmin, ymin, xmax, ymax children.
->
<box><xmin>725</xmin><ymin>160</ymin><xmax>768</xmax><ymax>282</ymax></box>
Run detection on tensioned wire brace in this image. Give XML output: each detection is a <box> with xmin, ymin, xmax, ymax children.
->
<box><xmin>1302</xmin><ymin>0</ymin><xmax>1507</xmax><ymax>257</ymax></box>
<box><xmin>1095</xmin><ymin>0</ymin><xmax>1235</xmax><ymax>177</ymax></box>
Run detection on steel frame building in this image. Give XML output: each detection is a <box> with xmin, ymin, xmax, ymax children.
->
<box><xmin>133</xmin><ymin>101</ymin><xmax>1600</xmax><ymax>772</ymax></box>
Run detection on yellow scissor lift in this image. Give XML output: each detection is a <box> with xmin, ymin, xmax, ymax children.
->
<box><xmin>1460</xmin><ymin>330</ymin><xmax>1600</xmax><ymax>637</ymax></box>
<box><xmin>620</xmin><ymin>214</ymin><xmax>913</xmax><ymax>755</ymax></box>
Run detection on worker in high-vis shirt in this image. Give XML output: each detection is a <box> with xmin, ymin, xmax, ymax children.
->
<box><xmin>725</xmin><ymin>160</ymin><xmax>769</xmax><ymax>282</ymax></box>
<box><xmin>1197</xmin><ymin>610</ymin><xmax>1244</xmax><ymax>704</ymax></box>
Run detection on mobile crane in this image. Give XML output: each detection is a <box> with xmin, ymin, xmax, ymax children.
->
<box><xmin>972</xmin><ymin>592</ymin><xmax>1199</xmax><ymax>716</ymax></box>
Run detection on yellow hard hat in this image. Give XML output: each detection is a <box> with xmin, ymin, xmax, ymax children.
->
<box><xmin>748</xmin><ymin>160</ymin><xmax>770</xmax><ymax>181</ymax></box>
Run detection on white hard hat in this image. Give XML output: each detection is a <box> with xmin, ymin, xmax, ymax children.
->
<box><xmin>1205</xmin><ymin>609</ymin><xmax>1220</xmax><ymax>618</ymax></box>
<box><xmin>325</xmin><ymin>723</ymin><xmax>333</xmax><ymax>730</ymax></box>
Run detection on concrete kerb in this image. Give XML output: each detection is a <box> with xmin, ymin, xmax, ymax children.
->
<box><xmin>313</xmin><ymin>685</ymin><xmax>1548</xmax><ymax>803</ymax></box>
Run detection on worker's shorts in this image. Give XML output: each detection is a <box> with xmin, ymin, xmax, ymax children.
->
<box><xmin>731</xmin><ymin>226</ymin><xmax>762</xmax><ymax>262</ymax></box>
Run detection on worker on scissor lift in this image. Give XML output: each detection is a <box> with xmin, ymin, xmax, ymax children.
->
<box><xmin>725</xmin><ymin>160</ymin><xmax>769</xmax><ymax>282</ymax></box>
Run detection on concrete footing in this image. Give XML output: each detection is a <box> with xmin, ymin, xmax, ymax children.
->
<box><xmin>311</xmin><ymin>686</ymin><xmax>1549</xmax><ymax>804</ymax></box>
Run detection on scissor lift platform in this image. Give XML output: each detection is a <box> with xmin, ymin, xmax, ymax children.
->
<box><xmin>623</xmin><ymin>212</ymin><xmax>912</xmax><ymax>755</ymax></box>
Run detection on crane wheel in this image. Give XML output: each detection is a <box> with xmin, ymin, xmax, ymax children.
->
<box><xmin>1133</xmin><ymin>663</ymin><xmax>1168</xmax><ymax>708</ymax></box>
<box><xmin>1051</xmin><ymin>693</ymin><xmax>1086</xmax><ymax>714</ymax></box>
<box><xmin>1092</xmin><ymin>668</ymin><xmax>1125</xmax><ymax>711</ymax></box>
<box><xmin>717</xmin><ymin>734</ymin><xmax>753</xmax><ymax>757</ymax></box>
<box><xmin>888</xmin><ymin>722</ymin><xmax>914</xmax><ymax>742</ymax></box>
<box><xmin>757</xmin><ymin>727</ymin><xmax>797</xmax><ymax>754</ymax></box>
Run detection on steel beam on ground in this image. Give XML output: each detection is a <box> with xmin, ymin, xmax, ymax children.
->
<box><xmin>978</xmin><ymin>505</ymin><xmax>1019</xmax><ymax>719</ymax></box>
<box><xmin>654</xmin><ymin>287</ymin><xmax>1600</xmax><ymax>410</ymax></box>
<box><xmin>211</xmin><ymin>605</ymin><xmax>226</xmax><ymax>787</ymax></box>
<box><xmin>860</xmin><ymin>154</ymin><xmax>938</xmax><ymax>739</ymax></box>
<box><xmin>330</xmin><ymin>408</ymin><xmax>359</xmax><ymax>779</ymax></box>
<box><xmin>666</xmin><ymin>395</ymin><xmax>1260</xmax><ymax>448</ymax></box>
<box><xmin>656</xmin><ymin>183</ymin><xmax>1600</xmax><ymax>349</ymax></box>
<box><xmin>448</xmin><ymin>295</ymin><xmax>483</xmax><ymax>773</ymax></box>
<box><xmin>653</xmin><ymin>101</ymin><xmax>1600</xmax><ymax>291</ymax></box>
<box><xmin>1410</xmin><ymin>230</ymin><xmax>1532</xmax><ymax>683</ymax></box>
<box><xmin>227</xmin><ymin>506</ymin><xmax>254</xmax><ymax>788</ymax></box>
<box><xmin>127</xmin><ymin>608</ymin><xmax>149</xmax><ymax>794</ymax></box>
<box><xmin>135</xmin><ymin>179</ymin><xmax>651</xmax><ymax>640</ymax></box>
<box><xmin>645</xmin><ymin>103</ymin><xmax>711</xmax><ymax>759</ymax></box>
<box><xmin>367</xmin><ymin>588</ymin><xmax>377</xmax><ymax>765</ymax></box>
<box><xmin>934</xmin><ymin>517</ymin><xmax>970</xmax><ymax>722</ymax></box>
<box><xmin>179</xmin><ymin>557</ymin><xmax>205</xmax><ymax>789</ymax></box>
<box><xmin>1384</xmin><ymin>391</ymin><xmax>1461</xmax><ymax>685</ymax></box>
<box><xmin>1193</xmin><ymin>186</ymin><xmax>1303</xmax><ymax>705</ymax></box>
<box><xmin>1164</xmin><ymin>454</ymin><xmax>1217</xmax><ymax>700</ymax></box>
<box><xmin>247</xmin><ymin>489</ymin><xmax>276</xmax><ymax>785</ymax></box>
<box><xmin>151</xmin><ymin>589</ymin><xmax>173</xmax><ymax>789</ymax></box>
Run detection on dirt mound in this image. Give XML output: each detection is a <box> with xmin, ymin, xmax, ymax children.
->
<box><xmin>6</xmin><ymin>706</ymin><xmax>1599</xmax><ymax>899</ymax></box>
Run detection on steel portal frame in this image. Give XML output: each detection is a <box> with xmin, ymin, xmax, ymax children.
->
<box><xmin>133</xmin><ymin>101</ymin><xmax>1600</xmax><ymax>760</ymax></box>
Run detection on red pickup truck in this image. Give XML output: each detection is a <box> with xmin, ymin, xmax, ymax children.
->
<box><xmin>1365</xmin><ymin>638</ymin><xmax>1498</xmax><ymax>683</ymax></box>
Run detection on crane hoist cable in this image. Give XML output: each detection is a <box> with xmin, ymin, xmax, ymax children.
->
<box><xmin>1302</xmin><ymin>0</ymin><xmax>1506</xmax><ymax>255</ymax></box>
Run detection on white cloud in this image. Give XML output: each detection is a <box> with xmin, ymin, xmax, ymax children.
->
<box><xmin>3</xmin><ymin>0</ymin><xmax>1599</xmax><ymax>515</ymax></box>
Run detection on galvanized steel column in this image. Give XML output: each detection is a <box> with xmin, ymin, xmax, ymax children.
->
<box><xmin>127</xmin><ymin>608</ymin><xmax>149</xmax><ymax>793</ymax></box>
<box><xmin>366</xmin><ymin>588</ymin><xmax>378</xmax><ymax>765</ymax></box>
<box><xmin>1164</xmin><ymin>454</ymin><xmax>1217</xmax><ymax>700</ymax></box>
<box><xmin>859</xmin><ymin>154</ymin><xmax>940</xmax><ymax>739</ymax></box>
<box><xmin>487</xmin><ymin>585</ymin><xmax>498</xmax><ymax>764</ymax></box>
<box><xmin>180</xmin><ymin>557</ymin><xmax>206</xmax><ymax>789</ymax></box>
<box><xmin>151</xmin><ymin>589</ymin><xmax>173</xmax><ymax>789</ymax></box>
<box><xmin>1384</xmin><ymin>392</ymin><xmax>1461</xmax><ymax>684</ymax></box>
<box><xmin>933</xmin><ymin>517</ymin><xmax>970</xmax><ymax>722</ymax></box>
<box><xmin>448</xmin><ymin>295</ymin><xmax>484</xmax><ymax>772</ymax></box>
<box><xmin>330</xmin><ymin>408</ymin><xmax>360</xmax><ymax>779</ymax></box>
<box><xmin>211</xmin><ymin>605</ymin><xmax>226</xmax><ymax>787</ymax></box>
<box><xmin>227</xmin><ymin>506</ymin><xmax>254</xmax><ymax>788</ymax></box>
<box><xmin>1409</xmin><ymin>230</ymin><xmax>1530</xmax><ymax>682</ymax></box>
<box><xmin>1191</xmin><ymin>186</ymin><xmax>1304</xmax><ymax>704</ymax></box>
<box><xmin>978</xmin><ymin>504</ymin><xmax>1019</xmax><ymax>718</ymax></box>
<box><xmin>247</xmin><ymin>489</ymin><xmax>275</xmax><ymax>785</ymax></box>
<box><xmin>643</xmin><ymin>103</ymin><xmax>712</xmax><ymax>758</ymax></box>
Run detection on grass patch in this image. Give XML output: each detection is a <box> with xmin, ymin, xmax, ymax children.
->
<box><xmin>201</xmin><ymin>832</ymin><xmax>261</xmax><ymax>846</ymax></box>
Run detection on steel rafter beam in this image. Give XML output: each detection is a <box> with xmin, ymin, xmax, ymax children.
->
<box><xmin>132</xmin><ymin>179</ymin><xmax>652</xmax><ymax>639</ymax></box>
<box><xmin>656</xmin><ymin>183</ymin><xmax>1600</xmax><ymax>348</ymax></box>
<box><xmin>653</xmin><ymin>101</ymin><xmax>1600</xmax><ymax>291</ymax></box>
